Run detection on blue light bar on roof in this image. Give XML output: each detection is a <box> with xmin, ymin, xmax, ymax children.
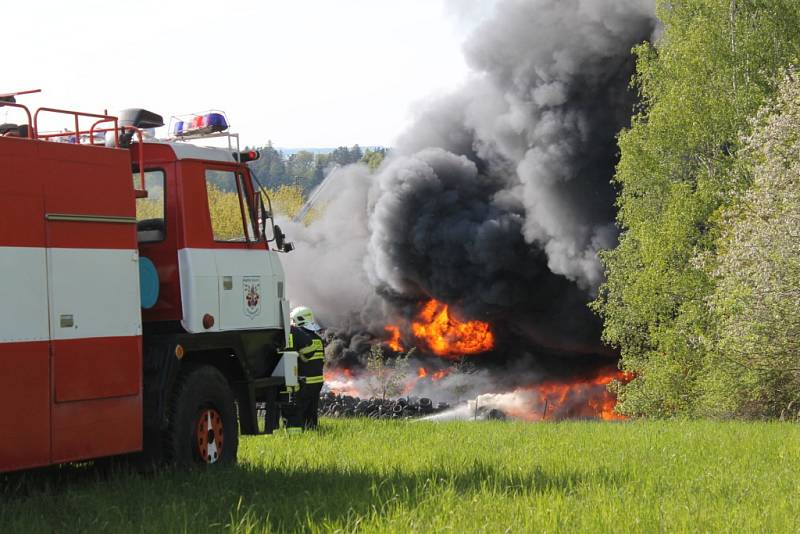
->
<box><xmin>206</xmin><ymin>113</ymin><xmax>227</xmax><ymax>130</ymax></box>
<box><xmin>173</xmin><ymin>112</ymin><xmax>229</xmax><ymax>137</ymax></box>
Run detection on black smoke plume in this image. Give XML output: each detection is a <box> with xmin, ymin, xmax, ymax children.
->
<box><xmin>281</xmin><ymin>0</ymin><xmax>657</xmax><ymax>364</ymax></box>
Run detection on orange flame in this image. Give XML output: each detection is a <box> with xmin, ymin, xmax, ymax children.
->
<box><xmin>416</xmin><ymin>367</ymin><xmax>450</xmax><ymax>381</ymax></box>
<box><xmin>385</xmin><ymin>325</ymin><xmax>404</xmax><ymax>352</ymax></box>
<box><xmin>431</xmin><ymin>369</ymin><xmax>449</xmax><ymax>381</ymax></box>
<box><xmin>411</xmin><ymin>300</ymin><xmax>494</xmax><ymax>359</ymax></box>
<box><xmin>406</xmin><ymin>366</ymin><xmax>451</xmax><ymax>393</ymax></box>
<box><xmin>496</xmin><ymin>368</ymin><xmax>630</xmax><ymax>421</ymax></box>
<box><xmin>323</xmin><ymin>368</ymin><xmax>360</xmax><ymax>397</ymax></box>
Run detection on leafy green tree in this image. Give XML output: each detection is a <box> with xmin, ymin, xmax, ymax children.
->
<box><xmin>309</xmin><ymin>152</ymin><xmax>326</xmax><ymax>181</ymax></box>
<box><xmin>248</xmin><ymin>141</ymin><xmax>290</xmax><ymax>187</ymax></box>
<box><xmin>365</xmin><ymin>345</ymin><xmax>412</xmax><ymax>401</ymax></box>
<box><xmin>701</xmin><ymin>71</ymin><xmax>800</xmax><ymax>417</ymax></box>
<box><xmin>328</xmin><ymin>146</ymin><xmax>352</xmax><ymax>167</ymax></box>
<box><xmin>327</xmin><ymin>145</ymin><xmax>364</xmax><ymax>167</ymax></box>
<box><xmin>268</xmin><ymin>156</ymin><xmax>287</xmax><ymax>183</ymax></box>
<box><xmin>269</xmin><ymin>184</ymin><xmax>306</xmax><ymax>219</ymax></box>
<box><xmin>287</xmin><ymin>150</ymin><xmax>316</xmax><ymax>182</ymax></box>
<box><xmin>349</xmin><ymin>144</ymin><xmax>363</xmax><ymax>162</ymax></box>
<box><xmin>205</xmin><ymin>185</ymin><xmax>246</xmax><ymax>241</ymax></box>
<box><xmin>362</xmin><ymin>148</ymin><xmax>387</xmax><ymax>171</ymax></box>
<box><xmin>594</xmin><ymin>0</ymin><xmax>800</xmax><ymax>417</ymax></box>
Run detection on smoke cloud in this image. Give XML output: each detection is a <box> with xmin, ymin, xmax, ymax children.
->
<box><xmin>281</xmin><ymin>0</ymin><xmax>657</xmax><ymax>359</ymax></box>
<box><xmin>280</xmin><ymin>164</ymin><xmax>377</xmax><ymax>330</ymax></box>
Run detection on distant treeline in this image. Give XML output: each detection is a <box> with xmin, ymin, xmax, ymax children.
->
<box><xmin>247</xmin><ymin>143</ymin><xmax>387</xmax><ymax>193</ymax></box>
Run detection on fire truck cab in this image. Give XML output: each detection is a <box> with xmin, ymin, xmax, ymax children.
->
<box><xmin>0</xmin><ymin>94</ymin><xmax>297</xmax><ymax>472</ymax></box>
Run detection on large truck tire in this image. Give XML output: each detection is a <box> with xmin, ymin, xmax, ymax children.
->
<box><xmin>166</xmin><ymin>364</ymin><xmax>239</xmax><ymax>467</ymax></box>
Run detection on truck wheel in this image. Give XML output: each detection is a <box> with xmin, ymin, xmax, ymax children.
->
<box><xmin>167</xmin><ymin>364</ymin><xmax>238</xmax><ymax>467</ymax></box>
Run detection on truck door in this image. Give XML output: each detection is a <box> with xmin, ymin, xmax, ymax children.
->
<box><xmin>136</xmin><ymin>165</ymin><xmax>182</xmax><ymax>323</ymax></box>
<box><xmin>205</xmin><ymin>168</ymin><xmax>283</xmax><ymax>331</ymax></box>
<box><xmin>42</xmin><ymin>143</ymin><xmax>143</xmax><ymax>463</ymax></box>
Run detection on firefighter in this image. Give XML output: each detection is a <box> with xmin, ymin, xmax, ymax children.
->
<box><xmin>288</xmin><ymin>306</ymin><xmax>325</xmax><ymax>430</ymax></box>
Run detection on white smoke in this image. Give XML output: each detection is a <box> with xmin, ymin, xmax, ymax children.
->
<box><xmin>279</xmin><ymin>164</ymin><xmax>381</xmax><ymax>330</ymax></box>
<box><xmin>422</xmin><ymin>391</ymin><xmax>535</xmax><ymax>422</ymax></box>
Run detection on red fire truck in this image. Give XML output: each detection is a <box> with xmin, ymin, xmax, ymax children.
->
<box><xmin>0</xmin><ymin>90</ymin><xmax>299</xmax><ymax>472</ymax></box>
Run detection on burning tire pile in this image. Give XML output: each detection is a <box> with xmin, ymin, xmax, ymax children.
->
<box><xmin>318</xmin><ymin>363</ymin><xmax>631</xmax><ymax>422</ymax></box>
<box><xmin>318</xmin><ymin>391</ymin><xmax>451</xmax><ymax>419</ymax></box>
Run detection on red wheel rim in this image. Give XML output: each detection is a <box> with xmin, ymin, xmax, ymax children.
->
<box><xmin>195</xmin><ymin>408</ymin><xmax>224</xmax><ymax>464</ymax></box>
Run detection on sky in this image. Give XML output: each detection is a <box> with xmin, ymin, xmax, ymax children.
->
<box><xmin>3</xmin><ymin>0</ymin><xmax>481</xmax><ymax>147</ymax></box>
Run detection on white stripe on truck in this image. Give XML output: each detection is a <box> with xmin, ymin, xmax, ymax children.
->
<box><xmin>0</xmin><ymin>246</ymin><xmax>142</xmax><ymax>343</ymax></box>
<box><xmin>0</xmin><ymin>247</ymin><xmax>49</xmax><ymax>343</ymax></box>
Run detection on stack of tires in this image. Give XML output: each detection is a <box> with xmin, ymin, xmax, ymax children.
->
<box><xmin>317</xmin><ymin>392</ymin><xmax>451</xmax><ymax>419</ymax></box>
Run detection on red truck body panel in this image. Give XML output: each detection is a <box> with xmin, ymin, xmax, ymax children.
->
<box><xmin>0</xmin><ymin>136</ymin><xmax>142</xmax><ymax>472</ymax></box>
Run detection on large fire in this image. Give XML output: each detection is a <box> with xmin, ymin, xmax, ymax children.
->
<box><xmin>346</xmin><ymin>299</ymin><xmax>626</xmax><ymax>421</ymax></box>
<box><xmin>323</xmin><ymin>365</ymin><xmax>630</xmax><ymax>421</ymax></box>
<box><xmin>484</xmin><ymin>368</ymin><xmax>630</xmax><ymax>422</ymax></box>
<box><xmin>410</xmin><ymin>299</ymin><xmax>494</xmax><ymax>358</ymax></box>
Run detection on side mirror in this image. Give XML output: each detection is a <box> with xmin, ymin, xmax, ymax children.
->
<box><xmin>273</xmin><ymin>225</ymin><xmax>294</xmax><ymax>253</ymax></box>
<box><xmin>274</xmin><ymin>224</ymin><xmax>285</xmax><ymax>251</ymax></box>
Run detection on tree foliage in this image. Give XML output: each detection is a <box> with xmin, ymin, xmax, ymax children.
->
<box><xmin>365</xmin><ymin>345</ymin><xmax>412</xmax><ymax>401</ymax></box>
<box><xmin>135</xmin><ymin>197</ymin><xmax>161</xmax><ymax>222</ymax></box>
<box><xmin>702</xmin><ymin>71</ymin><xmax>800</xmax><ymax>417</ymax></box>
<box><xmin>206</xmin><ymin>184</ymin><xmax>248</xmax><ymax>241</ymax></box>
<box><xmin>594</xmin><ymin>0</ymin><xmax>800</xmax><ymax>417</ymax></box>
<box><xmin>247</xmin><ymin>143</ymin><xmax>373</xmax><ymax>193</ymax></box>
<box><xmin>269</xmin><ymin>184</ymin><xmax>306</xmax><ymax>220</ymax></box>
<box><xmin>362</xmin><ymin>147</ymin><xmax>387</xmax><ymax>171</ymax></box>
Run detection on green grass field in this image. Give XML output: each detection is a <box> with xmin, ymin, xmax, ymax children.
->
<box><xmin>2</xmin><ymin>419</ymin><xmax>799</xmax><ymax>533</ymax></box>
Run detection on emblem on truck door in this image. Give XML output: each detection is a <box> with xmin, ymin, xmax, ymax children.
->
<box><xmin>243</xmin><ymin>276</ymin><xmax>262</xmax><ymax>319</ymax></box>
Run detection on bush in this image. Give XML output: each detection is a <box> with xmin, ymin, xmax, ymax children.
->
<box><xmin>701</xmin><ymin>71</ymin><xmax>800</xmax><ymax>417</ymax></box>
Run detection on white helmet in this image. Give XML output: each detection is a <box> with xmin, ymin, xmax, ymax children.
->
<box><xmin>290</xmin><ymin>306</ymin><xmax>321</xmax><ymax>331</ymax></box>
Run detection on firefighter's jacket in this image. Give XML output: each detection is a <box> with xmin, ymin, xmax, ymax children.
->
<box><xmin>289</xmin><ymin>325</ymin><xmax>325</xmax><ymax>385</ymax></box>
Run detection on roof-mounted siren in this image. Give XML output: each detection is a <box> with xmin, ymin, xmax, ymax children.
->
<box><xmin>115</xmin><ymin>108</ymin><xmax>164</xmax><ymax>147</ymax></box>
<box><xmin>172</xmin><ymin>111</ymin><xmax>229</xmax><ymax>139</ymax></box>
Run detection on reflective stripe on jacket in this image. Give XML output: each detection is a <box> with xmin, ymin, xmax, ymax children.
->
<box><xmin>298</xmin><ymin>338</ymin><xmax>324</xmax><ymax>362</ymax></box>
<box><xmin>291</xmin><ymin>325</ymin><xmax>325</xmax><ymax>386</ymax></box>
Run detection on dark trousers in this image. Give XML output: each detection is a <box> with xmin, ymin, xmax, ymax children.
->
<box><xmin>282</xmin><ymin>383</ymin><xmax>323</xmax><ymax>431</ymax></box>
<box><xmin>298</xmin><ymin>383</ymin><xmax>323</xmax><ymax>429</ymax></box>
